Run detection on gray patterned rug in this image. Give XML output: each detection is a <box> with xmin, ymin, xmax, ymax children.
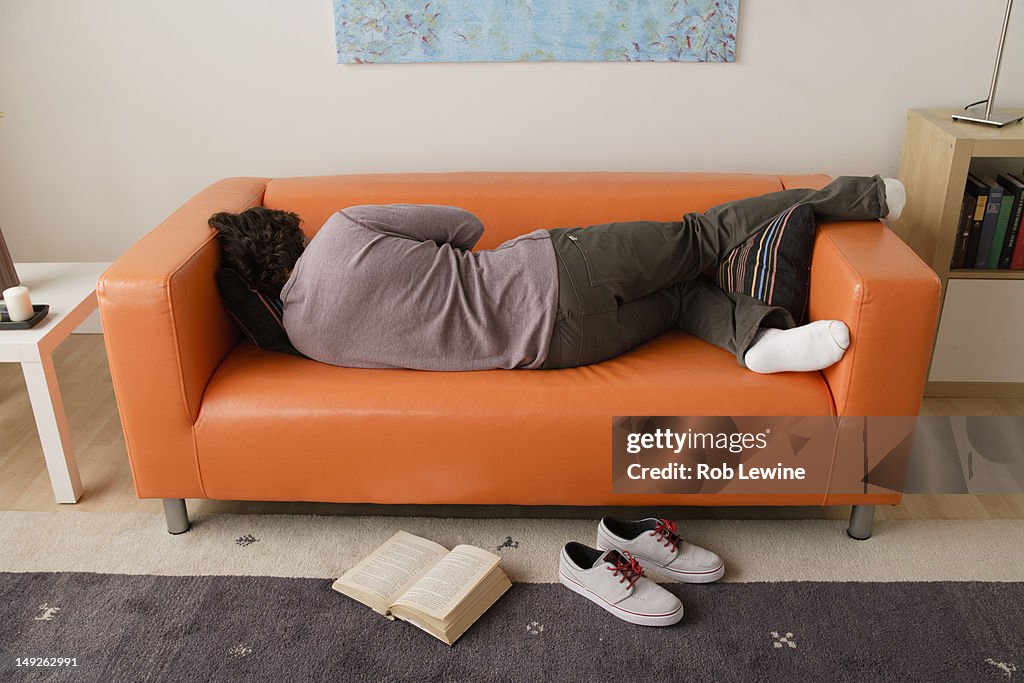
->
<box><xmin>3</xmin><ymin>573</ymin><xmax>1022</xmax><ymax>682</ymax></box>
<box><xmin>2</xmin><ymin>512</ymin><xmax>1024</xmax><ymax>681</ymax></box>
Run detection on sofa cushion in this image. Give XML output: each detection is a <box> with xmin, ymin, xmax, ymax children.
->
<box><xmin>214</xmin><ymin>268</ymin><xmax>305</xmax><ymax>357</ymax></box>
<box><xmin>715</xmin><ymin>203</ymin><xmax>816</xmax><ymax>324</ymax></box>
<box><xmin>262</xmin><ymin>172</ymin><xmax>786</xmax><ymax>250</ymax></box>
<box><xmin>194</xmin><ymin>332</ymin><xmax>836</xmax><ymax>505</ymax></box>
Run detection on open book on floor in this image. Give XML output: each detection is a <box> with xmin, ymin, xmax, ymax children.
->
<box><xmin>332</xmin><ymin>530</ymin><xmax>511</xmax><ymax>645</ymax></box>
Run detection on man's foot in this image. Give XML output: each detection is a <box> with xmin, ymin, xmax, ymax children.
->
<box><xmin>882</xmin><ymin>177</ymin><xmax>906</xmax><ymax>221</ymax></box>
<box><xmin>559</xmin><ymin>542</ymin><xmax>684</xmax><ymax>626</ymax></box>
<box><xmin>744</xmin><ymin>320</ymin><xmax>850</xmax><ymax>374</ymax></box>
<box><xmin>596</xmin><ymin>517</ymin><xmax>725</xmax><ymax>583</ymax></box>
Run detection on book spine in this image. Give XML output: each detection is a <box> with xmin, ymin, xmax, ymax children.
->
<box><xmin>1000</xmin><ymin>188</ymin><xmax>1024</xmax><ymax>269</ymax></box>
<box><xmin>963</xmin><ymin>191</ymin><xmax>988</xmax><ymax>269</ymax></box>
<box><xmin>951</xmin><ymin>194</ymin><xmax>971</xmax><ymax>269</ymax></box>
<box><xmin>974</xmin><ymin>185</ymin><xmax>1003</xmax><ymax>269</ymax></box>
<box><xmin>1012</xmin><ymin>209</ymin><xmax>1024</xmax><ymax>269</ymax></box>
<box><xmin>987</xmin><ymin>194</ymin><xmax>1014</xmax><ymax>269</ymax></box>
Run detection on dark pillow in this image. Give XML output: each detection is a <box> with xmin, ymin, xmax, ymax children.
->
<box><xmin>715</xmin><ymin>203</ymin><xmax>816</xmax><ymax>325</ymax></box>
<box><xmin>215</xmin><ymin>268</ymin><xmax>305</xmax><ymax>357</ymax></box>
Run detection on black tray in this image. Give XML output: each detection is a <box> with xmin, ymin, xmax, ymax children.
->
<box><xmin>0</xmin><ymin>303</ymin><xmax>50</xmax><ymax>330</ymax></box>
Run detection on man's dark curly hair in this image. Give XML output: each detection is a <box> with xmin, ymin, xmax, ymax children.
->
<box><xmin>209</xmin><ymin>207</ymin><xmax>306</xmax><ymax>299</ymax></box>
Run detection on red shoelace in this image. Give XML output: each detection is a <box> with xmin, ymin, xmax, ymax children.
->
<box><xmin>607</xmin><ymin>551</ymin><xmax>645</xmax><ymax>589</ymax></box>
<box><xmin>650</xmin><ymin>518</ymin><xmax>683</xmax><ymax>551</ymax></box>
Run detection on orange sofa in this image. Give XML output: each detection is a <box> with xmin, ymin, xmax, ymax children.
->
<box><xmin>96</xmin><ymin>172</ymin><xmax>941</xmax><ymax>537</ymax></box>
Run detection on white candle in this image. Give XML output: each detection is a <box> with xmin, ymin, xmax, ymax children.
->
<box><xmin>2</xmin><ymin>285</ymin><xmax>33</xmax><ymax>322</ymax></box>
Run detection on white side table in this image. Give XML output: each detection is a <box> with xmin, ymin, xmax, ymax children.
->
<box><xmin>1</xmin><ymin>262</ymin><xmax>111</xmax><ymax>503</ymax></box>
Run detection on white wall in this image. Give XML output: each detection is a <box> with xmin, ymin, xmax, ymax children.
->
<box><xmin>0</xmin><ymin>0</ymin><xmax>1022</xmax><ymax>262</ymax></box>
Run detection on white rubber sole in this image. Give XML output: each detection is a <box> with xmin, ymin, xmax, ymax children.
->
<box><xmin>558</xmin><ymin>571</ymin><xmax>683</xmax><ymax>627</ymax></box>
<box><xmin>595</xmin><ymin>541</ymin><xmax>726</xmax><ymax>584</ymax></box>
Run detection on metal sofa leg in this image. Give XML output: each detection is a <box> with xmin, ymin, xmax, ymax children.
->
<box><xmin>847</xmin><ymin>505</ymin><xmax>875</xmax><ymax>540</ymax></box>
<box><xmin>163</xmin><ymin>498</ymin><xmax>190</xmax><ymax>535</ymax></box>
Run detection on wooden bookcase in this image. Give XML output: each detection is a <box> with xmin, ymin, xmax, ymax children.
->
<box><xmin>890</xmin><ymin>108</ymin><xmax>1024</xmax><ymax>397</ymax></box>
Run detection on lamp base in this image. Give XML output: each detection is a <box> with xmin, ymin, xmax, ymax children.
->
<box><xmin>951</xmin><ymin>110</ymin><xmax>1024</xmax><ymax>127</ymax></box>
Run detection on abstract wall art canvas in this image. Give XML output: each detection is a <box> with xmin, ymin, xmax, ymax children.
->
<box><xmin>333</xmin><ymin>1</ymin><xmax>738</xmax><ymax>63</ymax></box>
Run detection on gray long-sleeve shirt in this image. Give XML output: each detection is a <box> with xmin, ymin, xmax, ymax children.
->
<box><xmin>280</xmin><ymin>204</ymin><xmax>559</xmax><ymax>370</ymax></box>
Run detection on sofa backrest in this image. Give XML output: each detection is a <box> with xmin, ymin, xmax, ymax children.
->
<box><xmin>262</xmin><ymin>172</ymin><xmax>785</xmax><ymax>249</ymax></box>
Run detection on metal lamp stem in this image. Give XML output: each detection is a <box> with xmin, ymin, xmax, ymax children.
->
<box><xmin>986</xmin><ymin>0</ymin><xmax>1014</xmax><ymax>119</ymax></box>
<box><xmin>952</xmin><ymin>0</ymin><xmax>1024</xmax><ymax>127</ymax></box>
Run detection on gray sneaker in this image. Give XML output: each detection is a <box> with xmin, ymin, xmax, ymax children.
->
<box><xmin>558</xmin><ymin>542</ymin><xmax>683</xmax><ymax>627</ymax></box>
<box><xmin>596</xmin><ymin>517</ymin><xmax>725</xmax><ymax>583</ymax></box>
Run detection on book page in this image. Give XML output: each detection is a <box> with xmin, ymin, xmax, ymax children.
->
<box><xmin>333</xmin><ymin>531</ymin><xmax>447</xmax><ymax>609</ymax></box>
<box><xmin>391</xmin><ymin>545</ymin><xmax>500</xmax><ymax>620</ymax></box>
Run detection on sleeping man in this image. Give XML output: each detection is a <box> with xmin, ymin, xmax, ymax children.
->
<box><xmin>210</xmin><ymin>176</ymin><xmax>905</xmax><ymax>373</ymax></box>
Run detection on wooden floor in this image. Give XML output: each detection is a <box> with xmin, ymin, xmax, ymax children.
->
<box><xmin>2</xmin><ymin>334</ymin><xmax>1022</xmax><ymax>520</ymax></box>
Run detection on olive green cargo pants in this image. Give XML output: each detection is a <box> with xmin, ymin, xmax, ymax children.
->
<box><xmin>538</xmin><ymin>175</ymin><xmax>889</xmax><ymax>370</ymax></box>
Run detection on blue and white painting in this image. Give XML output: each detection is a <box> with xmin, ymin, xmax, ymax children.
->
<box><xmin>333</xmin><ymin>0</ymin><xmax>738</xmax><ymax>63</ymax></box>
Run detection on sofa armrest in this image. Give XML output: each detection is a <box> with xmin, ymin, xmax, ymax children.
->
<box><xmin>97</xmin><ymin>177</ymin><xmax>269</xmax><ymax>498</ymax></box>
<box><xmin>808</xmin><ymin>221</ymin><xmax>941</xmax><ymax>416</ymax></box>
<box><xmin>779</xmin><ymin>174</ymin><xmax>941</xmax><ymax>416</ymax></box>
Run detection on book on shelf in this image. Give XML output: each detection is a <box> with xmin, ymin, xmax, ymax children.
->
<box><xmin>1014</xmin><ymin>221</ymin><xmax>1024</xmax><ymax>269</ymax></box>
<box><xmin>1009</xmin><ymin>173</ymin><xmax>1024</xmax><ymax>270</ymax></box>
<box><xmin>332</xmin><ymin>530</ymin><xmax>511</xmax><ymax>645</ymax></box>
<box><xmin>997</xmin><ymin>173</ymin><xmax>1024</xmax><ymax>270</ymax></box>
<box><xmin>950</xmin><ymin>193</ymin><xmax>972</xmax><ymax>269</ymax></box>
<box><xmin>961</xmin><ymin>174</ymin><xmax>990</xmax><ymax>269</ymax></box>
<box><xmin>974</xmin><ymin>175</ymin><xmax>1004</xmax><ymax>269</ymax></box>
<box><xmin>988</xmin><ymin>186</ymin><xmax>1015</xmax><ymax>269</ymax></box>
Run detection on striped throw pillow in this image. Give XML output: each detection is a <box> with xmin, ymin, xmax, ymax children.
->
<box><xmin>715</xmin><ymin>203</ymin><xmax>816</xmax><ymax>325</ymax></box>
<box><xmin>215</xmin><ymin>268</ymin><xmax>305</xmax><ymax>357</ymax></box>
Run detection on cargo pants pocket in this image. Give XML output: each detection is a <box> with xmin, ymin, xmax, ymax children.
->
<box><xmin>566</xmin><ymin>230</ymin><xmax>643</xmax><ymax>286</ymax></box>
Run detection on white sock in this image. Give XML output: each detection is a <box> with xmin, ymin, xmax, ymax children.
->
<box><xmin>744</xmin><ymin>320</ymin><xmax>850</xmax><ymax>374</ymax></box>
<box><xmin>882</xmin><ymin>177</ymin><xmax>906</xmax><ymax>221</ymax></box>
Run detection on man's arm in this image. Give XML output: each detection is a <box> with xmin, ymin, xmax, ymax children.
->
<box><xmin>339</xmin><ymin>204</ymin><xmax>485</xmax><ymax>250</ymax></box>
